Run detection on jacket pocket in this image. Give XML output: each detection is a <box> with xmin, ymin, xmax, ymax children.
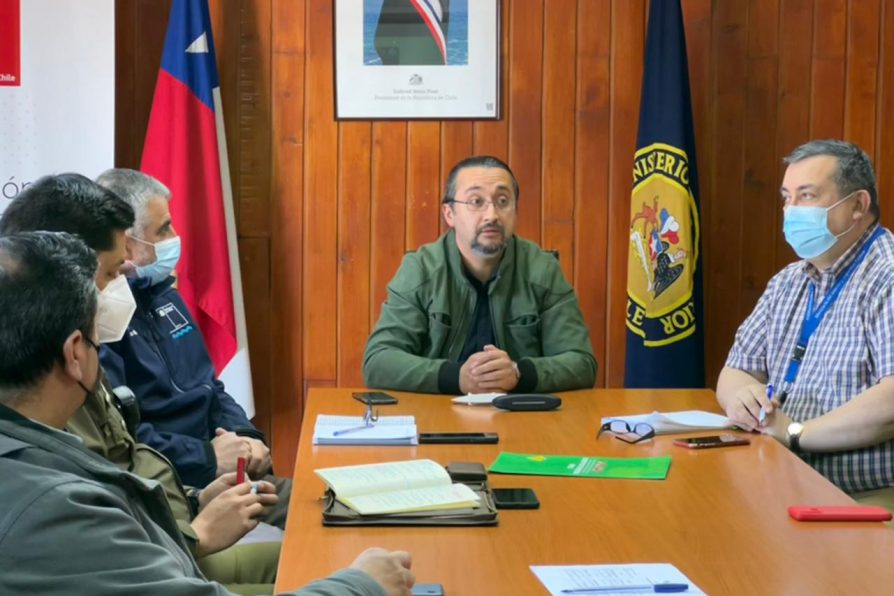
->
<box><xmin>507</xmin><ymin>314</ymin><xmax>542</xmax><ymax>358</ymax></box>
<box><xmin>426</xmin><ymin>312</ymin><xmax>452</xmax><ymax>356</ymax></box>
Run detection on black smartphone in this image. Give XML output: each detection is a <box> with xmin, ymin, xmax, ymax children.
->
<box><xmin>418</xmin><ymin>432</ymin><xmax>499</xmax><ymax>444</ymax></box>
<box><xmin>492</xmin><ymin>488</ymin><xmax>540</xmax><ymax>509</ymax></box>
<box><xmin>352</xmin><ymin>391</ymin><xmax>398</xmax><ymax>405</ymax></box>
<box><xmin>673</xmin><ymin>434</ymin><xmax>751</xmax><ymax>449</ymax></box>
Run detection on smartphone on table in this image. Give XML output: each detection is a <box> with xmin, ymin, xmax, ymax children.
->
<box><xmin>352</xmin><ymin>391</ymin><xmax>398</xmax><ymax>405</ymax></box>
<box><xmin>492</xmin><ymin>488</ymin><xmax>540</xmax><ymax>509</ymax></box>
<box><xmin>673</xmin><ymin>434</ymin><xmax>750</xmax><ymax>449</ymax></box>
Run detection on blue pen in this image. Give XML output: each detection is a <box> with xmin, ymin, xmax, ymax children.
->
<box><xmin>561</xmin><ymin>583</ymin><xmax>688</xmax><ymax>594</ymax></box>
<box><xmin>758</xmin><ymin>384</ymin><xmax>773</xmax><ymax>424</ymax></box>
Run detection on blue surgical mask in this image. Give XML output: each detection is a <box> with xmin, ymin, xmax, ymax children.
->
<box><xmin>783</xmin><ymin>192</ymin><xmax>857</xmax><ymax>259</ymax></box>
<box><xmin>133</xmin><ymin>236</ymin><xmax>181</xmax><ymax>285</ymax></box>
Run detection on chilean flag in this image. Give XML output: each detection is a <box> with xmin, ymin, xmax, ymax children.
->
<box><xmin>141</xmin><ymin>0</ymin><xmax>254</xmax><ymax>416</ymax></box>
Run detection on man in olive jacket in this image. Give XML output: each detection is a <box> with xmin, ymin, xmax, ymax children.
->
<box><xmin>364</xmin><ymin>156</ymin><xmax>597</xmax><ymax>394</ymax></box>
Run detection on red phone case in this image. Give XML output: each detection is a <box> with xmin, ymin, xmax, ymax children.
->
<box><xmin>788</xmin><ymin>505</ymin><xmax>892</xmax><ymax>522</ymax></box>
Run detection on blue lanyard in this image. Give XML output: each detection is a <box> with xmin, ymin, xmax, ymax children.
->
<box><xmin>782</xmin><ymin>226</ymin><xmax>885</xmax><ymax>389</ymax></box>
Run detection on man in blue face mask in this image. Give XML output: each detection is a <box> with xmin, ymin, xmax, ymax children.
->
<box><xmin>95</xmin><ymin>168</ymin><xmax>292</xmax><ymax>530</ymax></box>
<box><xmin>717</xmin><ymin>139</ymin><xmax>894</xmax><ymax>520</ymax></box>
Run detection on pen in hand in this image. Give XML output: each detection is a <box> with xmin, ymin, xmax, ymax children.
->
<box><xmin>758</xmin><ymin>384</ymin><xmax>773</xmax><ymax>425</ymax></box>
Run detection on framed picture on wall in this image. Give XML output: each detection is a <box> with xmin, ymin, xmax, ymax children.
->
<box><xmin>334</xmin><ymin>0</ymin><xmax>501</xmax><ymax>119</ymax></box>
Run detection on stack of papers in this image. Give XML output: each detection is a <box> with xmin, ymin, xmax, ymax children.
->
<box><xmin>601</xmin><ymin>410</ymin><xmax>732</xmax><ymax>435</ymax></box>
<box><xmin>531</xmin><ymin>563</ymin><xmax>705</xmax><ymax>595</ymax></box>
<box><xmin>315</xmin><ymin>459</ymin><xmax>480</xmax><ymax>515</ymax></box>
<box><xmin>312</xmin><ymin>414</ymin><xmax>418</xmax><ymax>445</ymax></box>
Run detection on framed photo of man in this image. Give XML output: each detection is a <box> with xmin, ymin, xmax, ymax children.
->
<box><xmin>334</xmin><ymin>0</ymin><xmax>501</xmax><ymax>120</ymax></box>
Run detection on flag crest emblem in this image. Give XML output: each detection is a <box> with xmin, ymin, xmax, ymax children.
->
<box><xmin>626</xmin><ymin>143</ymin><xmax>699</xmax><ymax>347</ymax></box>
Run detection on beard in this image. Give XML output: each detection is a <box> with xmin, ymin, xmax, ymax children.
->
<box><xmin>471</xmin><ymin>222</ymin><xmax>507</xmax><ymax>257</ymax></box>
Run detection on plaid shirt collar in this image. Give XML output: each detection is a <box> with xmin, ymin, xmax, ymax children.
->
<box><xmin>801</xmin><ymin>222</ymin><xmax>880</xmax><ymax>286</ymax></box>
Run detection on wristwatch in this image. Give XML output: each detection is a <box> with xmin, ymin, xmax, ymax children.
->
<box><xmin>787</xmin><ymin>421</ymin><xmax>805</xmax><ymax>452</ymax></box>
<box><xmin>511</xmin><ymin>361</ymin><xmax>520</xmax><ymax>380</ymax></box>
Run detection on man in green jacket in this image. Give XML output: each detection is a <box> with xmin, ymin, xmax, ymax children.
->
<box><xmin>364</xmin><ymin>156</ymin><xmax>597</xmax><ymax>394</ymax></box>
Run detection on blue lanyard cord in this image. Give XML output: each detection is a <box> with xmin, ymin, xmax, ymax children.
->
<box><xmin>782</xmin><ymin>226</ymin><xmax>885</xmax><ymax>389</ymax></box>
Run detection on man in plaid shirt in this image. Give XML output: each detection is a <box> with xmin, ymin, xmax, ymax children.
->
<box><xmin>718</xmin><ymin>139</ymin><xmax>894</xmax><ymax>515</ymax></box>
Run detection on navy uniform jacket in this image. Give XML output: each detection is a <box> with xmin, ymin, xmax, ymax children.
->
<box><xmin>100</xmin><ymin>276</ymin><xmax>262</xmax><ymax>488</ymax></box>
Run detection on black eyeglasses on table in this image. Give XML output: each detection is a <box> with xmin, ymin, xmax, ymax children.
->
<box><xmin>597</xmin><ymin>420</ymin><xmax>655</xmax><ymax>444</ymax></box>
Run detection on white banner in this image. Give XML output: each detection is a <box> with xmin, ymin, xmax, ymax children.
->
<box><xmin>0</xmin><ymin>0</ymin><xmax>114</xmax><ymax>212</ymax></box>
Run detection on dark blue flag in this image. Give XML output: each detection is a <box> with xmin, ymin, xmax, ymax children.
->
<box><xmin>624</xmin><ymin>0</ymin><xmax>704</xmax><ymax>388</ymax></box>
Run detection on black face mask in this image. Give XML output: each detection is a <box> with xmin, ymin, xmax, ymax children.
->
<box><xmin>77</xmin><ymin>335</ymin><xmax>103</xmax><ymax>397</ymax></box>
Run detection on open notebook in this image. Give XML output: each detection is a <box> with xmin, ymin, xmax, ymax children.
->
<box><xmin>312</xmin><ymin>414</ymin><xmax>418</xmax><ymax>445</ymax></box>
<box><xmin>315</xmin><ymin>459</ymin><xmax>480</xmax><ymax>515</ymax></box>
<box><xmin>600</xmin><ymin>410</ymin><xmax>733</xmax><ymax>435</ymax></box>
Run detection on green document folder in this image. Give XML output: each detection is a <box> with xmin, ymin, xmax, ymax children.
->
<box><xmin>488</xmin><ymin>452</ymin><xmax>671</xmax><ymax>480</ymax></box>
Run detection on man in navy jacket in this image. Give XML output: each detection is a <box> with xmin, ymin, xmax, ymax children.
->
<box><xmin>96</xmin><ymin>169</ymin><xmax>290</xmax><ymax>525</ymax></box>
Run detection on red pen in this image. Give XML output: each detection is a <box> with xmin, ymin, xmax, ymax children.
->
<box><xmin>236</xmin><ymin>456</ymin><xmax>246</xmax><ymax>484</ymax></box>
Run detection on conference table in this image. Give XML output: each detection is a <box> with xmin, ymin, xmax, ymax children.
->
<box><xmin>275</xmin><ymin>388</ymin><xmax>894</xmax><ymax>595</ymax></box>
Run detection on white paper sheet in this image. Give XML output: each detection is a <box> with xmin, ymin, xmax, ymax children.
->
<box><xmin>530</xmin><ymin>563</ymin><xmax>705</xmax><ymax>595</ymax></box>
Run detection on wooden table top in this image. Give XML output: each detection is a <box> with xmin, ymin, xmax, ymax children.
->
<box><xmin>275</xmin><ymin>388</ymin><xmax>894</xmax><ymax>595</ymax></box>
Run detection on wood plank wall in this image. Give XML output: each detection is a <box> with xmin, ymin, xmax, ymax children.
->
<box><xmin>115</xmin><ymin>0</ymin><xmax>894</xmax><ymax>475</ymax></box>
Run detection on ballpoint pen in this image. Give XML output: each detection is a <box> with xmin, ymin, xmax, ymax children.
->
<box><xmin>758</xmin><ymin>383</ymin><xmax>773</xmax><ymax>424</ymax></box>
<box><xmin>332</xmin><ymin>422</ymin><xmax>374</xmax><ymax>436</ymax></box>
<box><xmin>332</xmin><ymin>403</ymin><xmax>379</xmax><ymax>436</ymax></box>
<box><xmin>561</xmin><ymin>583</ymin><xmax>688</xmax><ymax>594</ymax></box>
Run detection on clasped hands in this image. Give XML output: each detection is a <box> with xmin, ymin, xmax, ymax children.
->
<box><xmin>459</xmin><ymin>344</ymin><xmax>519</xmax><ymax>394</ymax></box>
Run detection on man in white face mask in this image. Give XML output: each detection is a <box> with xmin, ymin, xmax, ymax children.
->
<box><xmin>716</xmin><ymin>140</ymin><xmax>894</xmax><ymax>521</ymax></box>
<box><xmin>95</xmin><ymin>168</ymin><xmax>292</xmax><ymax>529</ymax></box>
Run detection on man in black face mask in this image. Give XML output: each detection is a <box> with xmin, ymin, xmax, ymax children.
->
<box><xmin>0</xmin><ymin>232</ymin><xmax>415</xmax><ymax>595</ymax></box>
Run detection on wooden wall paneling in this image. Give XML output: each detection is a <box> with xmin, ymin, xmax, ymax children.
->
<box><xmin>208</xmin><ymin>0</ymin><xmax>239</xmax><ymax>217</ymax></box>
<box><xmin>114</xmin><ymin>0</ymin><xmax>137</xmax><ymax>168</ymax></box>
<box><xmin>114</xmin><ymin>0</ymin><xmax>172</xmax><ymax>168</ymax></box>
<box><xmin>232</xmin><ymin>0</ymin><xmax>273</xmax><ymax>236</ymax></box>
<box><xmin>238</xmin><ymin>238</ymin><xmax>271</xmax><ymax>438</ymax></box>
<box><xmin>337</xmin><ymin>123</ymin><xmax>372</xmax><ymax>387</ymax></box>
<box><xmin>876</xmin><ymin>1</ymin><xmax>894</xmax><ymax>231</ymax></box>
<box><xmin>574</xmin><ymin>0</ymin><xmax>612</xmax><ymax>387</ymax></box>
<box><xmin>737</xmin><ymin>0</ymin><xmax>780</xmax><ymax>325</ymax></box>
<box><xmin>843</xmin><ymin>0</ymin><xmax>881</xmax><ymax>155</ymax></box>
<box><xmin>406</xmin><ymin>123</ymin><xmax>442</xmax><ymax>249</ymax></box>
<box><xmin>270</xmin><ymin>0</ymin><xmax>306</xmax><ymax>475</ymax></box>
<box><xmin>541</xmin><ymin>0</ymin><xmax>577</xmax><ymax>283</ymax></box>
<box><xmin>303</xmin><ymin>0</ymin><xmax>338</xmax><ymax>386</ymax></box>
<box><xmin>438</xmin><ymin>122</ymin><xmax>474</xmax><ymax>236</ymax></box>
<box><xmin>605</xmin><ymin>0</ymin><xmax>645</xmax><ymax>387</ymax></box>
<box><xmin>472</xmin><ymin>3</ymin><xmax>510</xmax><ymax>161</ymax></box>
<box><xmin>369</xmin><ymin>123</ymin><xmax>408</xmax><ymax>326</ymax></box>
<box><xmin>810</xmin><ymin>0</ymin><xmax>847</xmax><ymax>139</ymax></box>
<box><xmin>774</xmin><ymin>0</ymin><xmax>814</xmax><ymax>273</ymax></box>
<box><xmin>508</xmin><ymin>0</ymin><xmax>544</xmax><ymax>244</ymax></box>
<box><xmin>704</xmin><ymin>0</ymin><xmax>747</xmax><ymax>384</ymax></box>
<box><xmin>681</xmin><ymin>0</ymin><xmax>714</xmax><ymax>382</ymax></box>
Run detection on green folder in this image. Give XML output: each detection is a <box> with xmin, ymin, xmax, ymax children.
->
<box><xmin>488</xmin><ymin>452</ymin><xmax>671</xmax><ymax>480</ymax></box>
